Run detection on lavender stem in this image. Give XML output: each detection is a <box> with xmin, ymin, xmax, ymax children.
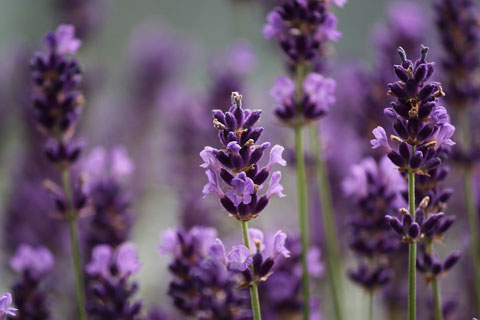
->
<box><xmin>61</xmin><ymin>169</ymin><xmax>87</xmax><ymax>320</ymax></box>
<box><xmin>408</xmin><ymin>154</ymin><xmax>416</xmax><ymax>320</ymax></box>
<box><xmin>240</xmin><ymin>221</ymin><xmax>262</xmax><ymax>320</ymax></box>
<box><xmin>294</xmin><ymin>63</ymin><xmax>311</xmax><ymax>320</ymax></box>
<box><xmin>309</xmin><ymin>125</ymin><xmax>344</xmax><ymax>320</ymax></box>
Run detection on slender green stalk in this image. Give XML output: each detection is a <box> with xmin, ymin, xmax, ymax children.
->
<box><xmin>240</xmin><ymin>221</ymin><xmax>262</xmax><ymax>320</ymax></box>
<box><xmin>458</xmin><ymin>111</ymin><xmax>480</xmax><ymax>314</ymax></box>
<box><xmin>425</xmin><ymin>242</ymin><xmax>443</xmax><ymax>320</ymax></box>
<box><xmin>61</xmin><ymin>169</ymin><xmax>87</xmax><ymax>320</ymax></box>
<box><xmin>407</xmin><ymin>164</ymin><xmax>416</xmax><ymax>320</ymax></box>
<box><xmin>368</xmin><ymin>291</ymin><xmax>373</xmax><ymax>320</ymax></box>
<box><xmin>294</xmin><ymin>63</ymin><xmax>311</xmax><ymax>320</ymax></box>
<box><xmin>309</xmin><ymin>125</ymin><xmax>344</xmax><ymax>320</ymax></box>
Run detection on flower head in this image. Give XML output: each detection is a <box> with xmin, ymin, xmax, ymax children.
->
<box><xmin>10</xmin><ymin>245</ymin><xmax>54</xmax><ymax>279</ymax></box>
<box><xmin>0</xmin><ymin>293</ymin><xmax>17</xmax><ymax>319</ymax></box>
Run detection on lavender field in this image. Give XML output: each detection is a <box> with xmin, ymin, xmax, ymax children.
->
<box><xmin>0</xmin><ymin>1</ymin><xmax>478</xmax><ymax>320</ymax></box>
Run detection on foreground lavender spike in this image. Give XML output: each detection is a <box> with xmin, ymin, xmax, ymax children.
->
<box><xmin>371</xmin><ymin>46</ymin><xmax>454</xmax><ymax>320</ymax></box>
<box><xmin>435</xmin><ymin>0</ymin><xmax>480</xmax><ymax>313</ymax></box>
<box><xmin>159</xmin><ymin>227</ymin><xmax>250</xmax><ymax>319</ymax></box>
<box><xmin>10</xmin><ymin>245</ymin><xmax>54</xmax><ymax>320</ymax></box>
<box><xmin>0</xmin><ymin>293</ymin><xmax>17</xmax><ymax>320</ymax></box>
<box><xmin>30</xmin><ymin>24</ymin><xmax>87</xmax><ymax>319</ymax></box>
<box><xmin>85</xmin><ymin>242</ymin><xmax>145</xmax><ymax>319</ymax></box>
<box><xmin>201</xmin><ymin>92</ymin><xmax>287</xmax><ymax>319</ymax></box>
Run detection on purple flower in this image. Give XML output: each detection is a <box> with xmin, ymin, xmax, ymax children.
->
<box><xmin>370</xmin><ymin>126</ymin><xmax>391</xmax><ymax>151</ymax></box>
<box><xmin>303</xmin><ymin>72</ymin><xmax>337</xmax><ymax>113</ymax></box>
<box><xmin>201</xmin><ymin>92</ymin><xmax>286</xmax><ymax>221</ymax></box>
<box><xmin>0</xmin><ymin>293</ymin><xmax>17</xmax><ymax>319</ymax></box>
<box><xmin>161</xmin><ymin>227</ymin><xmax>250</xmax><ymax>318</ymax></box>
<box><xmin>263</xmin><ymin>11</ymin><xmax>283</xmax><ymax>39</ymax></box>
<box><xmin>432</xmin><ymin>123</ymin><xmax>455</xmax><ymax>149</ymax></box>
<box><xmin>263</xmin><ymin>0</ymin><xmax>344</xmax><ymax>65</ymax></box>
<box><xmin>271</xmin><ymin>73</ymin><xmax>337</xmax><ymax>125</ymax></box>
<box><xmin>10</xmin><ymin>245</ymin><xmax>54</xmax><ymax>279</ymax></box>
<box><xmin>227</xmin><ymin>245</ymin><xmax>253</xmax><ymax>272</ymax></box>
<box><xmin>272</xmin><ymin>230</ymin><xmax>290</xmax><ymax>259</ymax></box>
<box><xmin>225</xmin><ymin>172</ymin><xmax>255</xmax><ymax>206</ymax></box>
<box><xmin>85</xmin><ymin>245</ymin><xmax>112</xmax><ymax>279</ymax></box>
<box><xmin>50</xmin><ymin>24</ymin><xmax>82</xmax><ymax>55</ymax></box>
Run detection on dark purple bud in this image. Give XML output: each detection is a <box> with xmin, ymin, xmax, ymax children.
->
<box><xmin>394</xmin><ymin>65</ymin><xmax>409</xmax><ymax>82</ymax></box>
<box><xmin>244</xmin><ymin>110</ymin><xmax>261</xmax><ymax>129</ymax></box>
<box><xmin>409</xmin><ymin>151</ymin><xmax>423</xmax><ymax>169</ymax></box>
<box><xmin>386</xmin><ymin>216</ymin><xmax>404</xmax><ymax>235</ymax></box>
<box><xmin>424</xmin><ymin>157</ymin><xmax>441</xmax><ymax>170</ymax></box>
<box><xmin>220</xmin><ymin>197</ymin><xmax>237</xmax><ymax>215</ymax></box>
<box><xmin>259</xmin><ymin>257</ymin><xmax>274</xmax><ymax>278</ymax></box>
<box><xmin>443</xmin><ymin>251</ymin><xmax>461</xmax><ymax>272</ymax></box>
<box><xmin>432</xmin><ymin>261</ymin><xmax>442</xmax><ymax>275</ymax></box>
<box><xmin>437</xmin><ymin>216</ymin><xmax>456</xmax><ymax>234</ymax></box>
<box><xmin>414</xmin><ymin>64</ymin><xmax>427</xmax><ymax>82</ymax></box>
<box><xmin>399</xmin><ymin>142</ymin><xmax>410</xmax><ymax>160</ymax></box>
<box><xmin>422</xmin><ymin>214</ymin><xmax>442</xmax><ymax>234</ymax></box>
<box><xmin>242</xmin><ymin>269</ymin><xmax>253</xmax><ymax>282</ymax></box>
<box><xmin>388</xmin><ymin>151</ymin><xmax>405</xmax><ymax>167</ymax></box>
<box><xmin>255</xmin><ymin>196</ymin><xmax>269</xmax><ymax>213</ymax></box>
<box><xmin>253</xmin><ymin>253</ymin><xmax>263</xmax><ymax>274</ymax></box>
<box><xmin>408</xmin><ymin>223</ymin><xmax>421</xmax><ymax>239</ymax></box>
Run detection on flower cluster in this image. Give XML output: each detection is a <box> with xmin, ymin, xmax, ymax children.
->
<box><xmin>31</xmin><ymin>24</ymin><xmax>84</xmax><ymax>167</ymax></box>
<box><xmin>0</xmin><ymin>293</ymin><xmax>17</xmax><ymax>320</ymax></box>
<box><xmin>211</xmin><ymin>229</ymin><xmax>290</xmax><ymax>287</ymax></box>
<box><xmin>260</xmin><ymin>234</ymin><xmax>324</xmax><ymax>319</ymax></box>
<box><xmin>343</xmin><ymin>156</ymin><xmax>405</xmax><ymax>290</ymax></box>
<box><xmin>386</xmin><ymin>201</ymin><xmax>445</xmax><ymax>243</ymax></box>
<box><xmin>159</xmin><ymin>226</ymin><xmax>250</xmax><ymax>319</ymax></box>
<box><xmin>10</xmin><ymin>245</ymin><xmax>54</xmax><ymax>320</ymax></box>
<box><xmin>269</xmin><ymin>72</ymin><xmax>336</xmax><ymax>125</ymax></box>
<box><xmin>85</xmin><ymin>242</ymin><xmax>144</xmax><ymax>319</ymax></box>
<box><xmin>371</xmin><ymin>46</ymin><xmax>455</xmax><ymax>175</ymax></box>
<box><xmin>263</xmin><ymin>0</ymin><xmax>344</xmax><ymax>67</ymax></box>
<box><xmin>81</xmin><ymin>147</ymin><xmax>135</xmax><ymax>255</ymax></box>
<box><xmin>201</xmin><ymin>92</ymin><xmax>286</xmax><ymax>221</ymax></box>
<box><xmin>416</xmin><ymin>250</ymin><xmax>461</xmax><ymax>283</ymax></box>
<box><xmin>435</xmin><ymin>0</ymin><xmax>480</xmax><ymax>110</ymax></box>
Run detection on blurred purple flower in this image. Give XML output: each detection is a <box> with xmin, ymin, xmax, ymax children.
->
<box><xmin>10</xmin><ymin>245</ymin><xmax>54</xmax><ymax>279</ymax></box>
<box><xmin>0</xmin><ymin>293</ymin><xmax>17</xmax><ymax>319</ymax></box>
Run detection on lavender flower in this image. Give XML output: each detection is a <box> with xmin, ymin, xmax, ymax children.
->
<box><xmin>0</xmin><ymin>294</ymin><xmax>17</xmax><ymax>320</ymax></box>
<box><xmin>211</xmin><ymin>229</ymin><xmax>290</xmax><ymax>287</ymax></box>
<box><xmin>371</xmin><ymin>46</ymin><xmax>454</xmax><ymax>175</ymax></box>
<box><xmin>343</xmin><ymin>156</ymin><xmax>405</xmax><ymax>291</ymax></box>
<box><xmin>85</xmin><ymin>243</ymin><xmax>144</xmax><ymax>319</ymax></box>
<box><xmin>10</xmin><ymin>245</ymin><xmax>54</xmax><ymax>320</ymax></box>
<box><xmin>201</xmin><ymin>92</ymin><xmax>286</xmax><ymax>221</ymax></box>
<box><xmin>159</xmin><ymin>227</ymin><xmax>250</xmax><ymax>319</ymax></box>
<box><xmin>260</xmin><ymin>234</ymin><xmax>324</xmax><ymax>319</ymax></box>
<box><xmin>435</xmin><ymin>0</ymin><xmax>480</xmax><ymax>110</ymax></box>
<box><xmin>270</xmin><ymin>72</ymin><xmax>336</xmax><ymax>125</ymax></box>
<box><xmin>263</xmin><ymin>0</ymin><xmax>343</xmax><ymax>68</ymax></box>
<box><xmin>81</xmin><ymin>146</ymin><xmax>135</xmax><ymax>256</ymax></box>
<box><xmin>31</xmin><ymin>25</ymin><xmax>83</xmax><ymax>148</ymax></box>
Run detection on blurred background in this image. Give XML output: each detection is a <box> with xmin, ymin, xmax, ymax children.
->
<box><xmin>0</xmin><ymin>0</ymin><xmax>472</xmax><ymax>319</ymax></box>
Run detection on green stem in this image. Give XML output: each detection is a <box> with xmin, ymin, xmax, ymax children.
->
<box><xmin>458</xmin><ymin>111</ymin><xmax>480</xmax><ymax>314</ymax></box>
<box><xmin>240</xmin><ymin>221</ymin><xmax>262</xmax><ymax>320</ymax></box>
<box><xmin>61</xmin><ymin>169</ymin><xmax>87</xmax><ymax>320</ymax></box>
<box><xmin>408</xmin><ymin>165</ymin><xmax>416</xmax><ymax>320</ymax></box>
<box><xmin>294</xmin><ymin>63</ymin><xmax>311</xmax><ymax>320</ymax></box>
<box><xmin>368</xmin><ymin>291</ymin><xmax>373</xmax><ymax>320</ymax></box>
<box><xmin>426</xmin><ymin>242</ymin><xmax>443</xmax><ymax>320</ymax></box>
<box><xmin>309</xmin><ymin>125</ymin><xmax>344</xmax><ymax>320</ymax></box>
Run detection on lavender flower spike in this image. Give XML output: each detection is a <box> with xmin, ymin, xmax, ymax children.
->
<box><xmin>10</xmin><ymin>245</ymin><xmax>54</xmax><ymax>320</ymax></box>
<box><xmin>85</xmin><ymin>242</ymin><xmax>144</xmax><ymax>319</ymax></box>
<box><xmin>0</xmin><ymin>293</ymin><xmax>17</xmax><ymax>320</ymax></box>
<box><xmin>201</xmin><ymin>92</ymin><xmax>286</xmax><ymax>221</ymax></box>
